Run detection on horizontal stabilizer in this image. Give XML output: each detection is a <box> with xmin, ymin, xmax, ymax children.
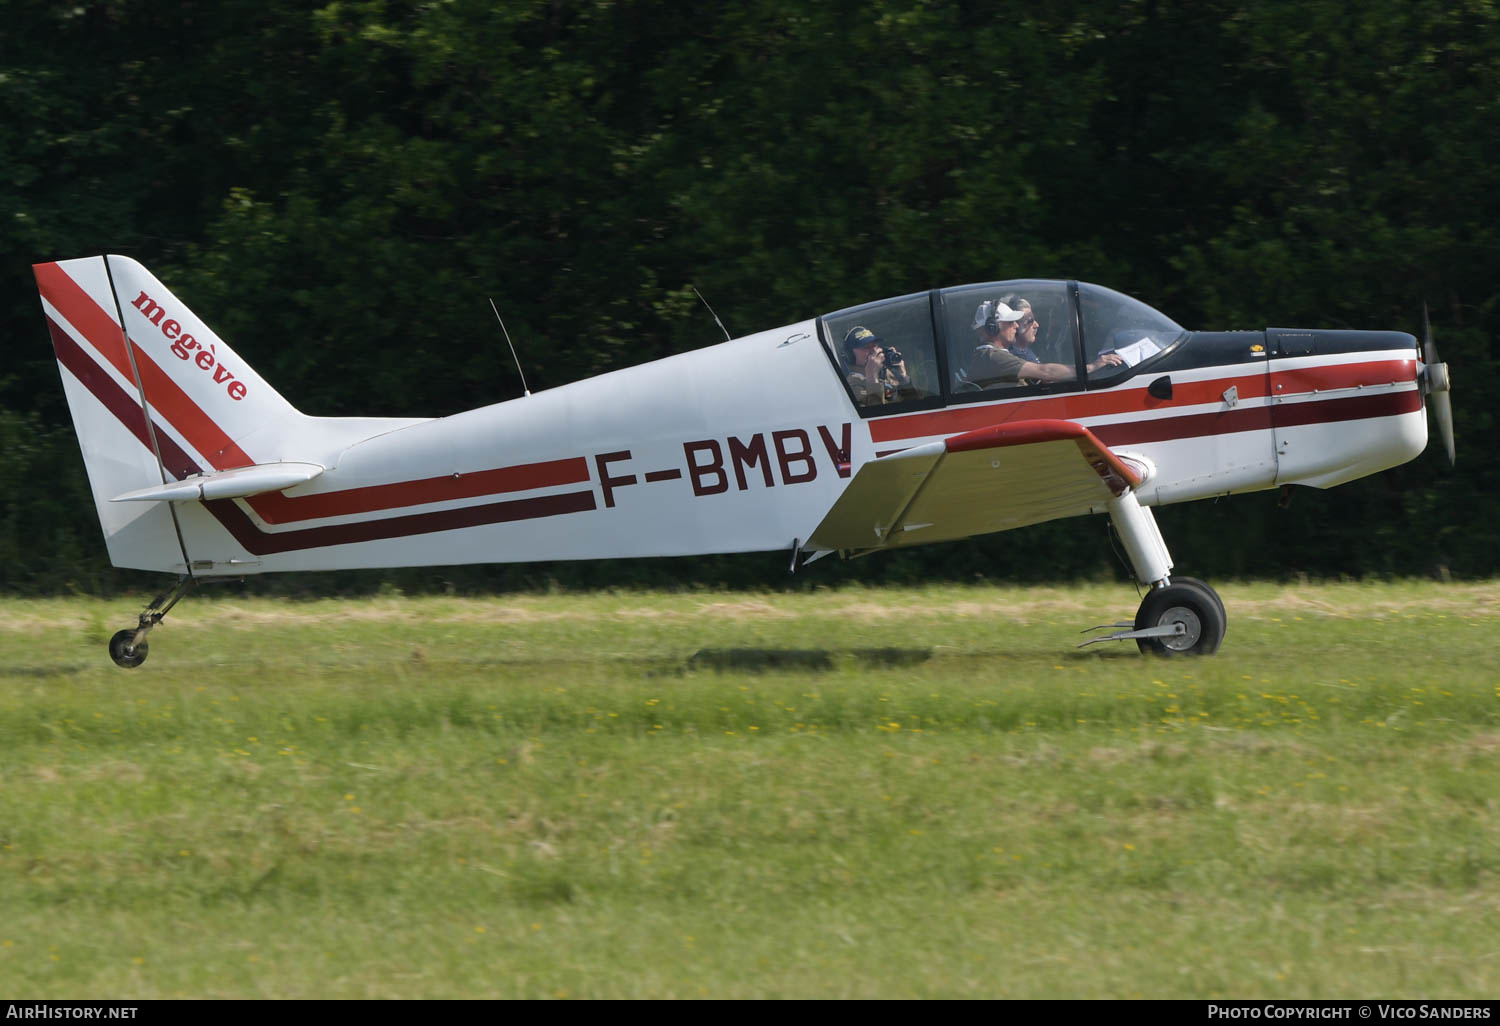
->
<box><xmin>112</xmin><ymin>462</ymin><xmax>325</xmax><ymax>503</ymax></box>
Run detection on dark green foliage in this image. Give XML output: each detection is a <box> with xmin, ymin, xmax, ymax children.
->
<box><xmin>4</xmin><ymin>1</ymin><xmax>1495</xmax><ymax>595</ymax></box>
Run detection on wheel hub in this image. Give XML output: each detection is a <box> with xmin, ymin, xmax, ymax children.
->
<box><xmin>1156</xmin><ymin>605</ymin><xmax>1203</xmax><ymax>651</ymax></box>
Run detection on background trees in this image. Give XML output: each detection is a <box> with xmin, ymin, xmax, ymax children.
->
<box><xmin>3</xmin><ymin>0</ymin><xmax>1493</xmax><ymax>593</ymax></box>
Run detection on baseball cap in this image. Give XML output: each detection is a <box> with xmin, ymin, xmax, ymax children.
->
<box><xmin>973</xmin><ymin>300</ymin><xmax>1024</xmax><ymax>331</ymax></box>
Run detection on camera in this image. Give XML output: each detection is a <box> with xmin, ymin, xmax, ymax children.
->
<box><xmin>882</xmin><ymin>345</ymin><xmax>904</xmax><ymax>366</ymax></box>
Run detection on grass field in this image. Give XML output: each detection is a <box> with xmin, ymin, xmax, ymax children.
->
<box><xmin>1</xmin><ymin>580</ymin><xmax>1497</xmax><ymax>998</ymax></box>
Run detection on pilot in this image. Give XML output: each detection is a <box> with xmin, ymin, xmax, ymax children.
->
<box><xmin>843</xmin><ymin>325</ymin><xmax>910</xmax><ymax>406</ymax></box>
<box><xmin>968</xmin><ymin>300</ymin><xmax>1030</xmax><ymax>386</ymax></box>
<box><xmin>970</xmin><ymin>299</ymin><xmax>1123</xmax><ymax>386</ymax></box>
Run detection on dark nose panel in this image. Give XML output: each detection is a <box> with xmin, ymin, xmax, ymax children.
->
<box><xmin>1268</xmin><ymin>328</ymin><xmax>1417</xmax><ymax>357</ymax></box>
<box><xmin>1151</xmin><ymin>331</ymin><xmax>1268</xmax><ymax>372</ymax></box>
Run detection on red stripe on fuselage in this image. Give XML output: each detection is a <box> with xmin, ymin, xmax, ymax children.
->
<box><xmin>246</xmin><ymin>457</ymin><xmax>593</xmax><ymax>524</ymax></box>
<box><xmin>868</xmin><ymin>360</ymin><xmax>1415</xmax><ymax>443</ymax></box>
<box><xmin>1084</xmin><ymin>390</ymin><xmax>1420</xmax><ymax>447</ymax></box>
<box><xmin>1272</xmin><ymin>360</ymin><xmax>1417</xmax><ymax>394</ymax></box>
<box><xmin>1270</xmin><ymin>389</ymin><xmax>1423</xmax><ymax>428</ymax></box>
<box><xmin>872</xmin><ymin>389</ymin><xmax>1419</xmax><ymax>456</ymax></box>
<box><xmin>204</xmin><ymin>489</ymin><xmax>598</xmax><ymax>556</ymax></box>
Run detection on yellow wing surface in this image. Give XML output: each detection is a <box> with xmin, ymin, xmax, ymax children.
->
<box><xmin>807</xmin><ymin>420</ymin><xmax>1143</xmax><ymax>552</ymax></box>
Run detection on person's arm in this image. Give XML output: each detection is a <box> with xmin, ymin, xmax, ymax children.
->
<box><xmin>1018</xmin><ymin>351</ymin><xmax>1126</xmax><ymax>382</ymax></box>
<box><xmin>1017</xmin><ymin>360</ymin><xmax>1076</xmax><ymax>383</ymax></box>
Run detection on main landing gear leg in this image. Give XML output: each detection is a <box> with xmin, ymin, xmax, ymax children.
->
<box><xmin>108</xmin><ymin>576</ymin><xmax>194</xmax><ymax>669</ymax></box>
<box><xmin>1080</xmin><ymin>492</ymin><xmax>1226</xmax><ymax>656</ymax></box>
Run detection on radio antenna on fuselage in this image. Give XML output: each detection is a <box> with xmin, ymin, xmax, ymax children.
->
<box><xmin>488</xmin><ymin>298</ymin><xmax>532</xmax><ymax>397</ymax></box>
<box><xmin>692</xmin><ymin>285</ymin><xmax>733</xmax><ymax>342</ymax></box>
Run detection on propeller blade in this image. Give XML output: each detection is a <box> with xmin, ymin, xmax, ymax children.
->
<box><xmin>1432</xmin><ymin>389</ymin><xmax>1456</xmax><ymax>465</ymax></box>
<box><xmin>1420</xmin><ymin>302</ymin><xmax>1455</xmax><ymax>465</ymax></box>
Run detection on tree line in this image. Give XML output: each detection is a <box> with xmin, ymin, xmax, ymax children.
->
<box><xmin>2</xmin><ymin>0</ymin><xmax>1493</xmax><ymax>595</ymax></box>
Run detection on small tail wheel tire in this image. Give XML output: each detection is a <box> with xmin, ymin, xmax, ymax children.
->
<box><xmin>109</xmin><ymin>629</ymin><xmax>149</xmax><ymax>669</ymax></box>
<box><xmin>1135</xmin><ymin>582</ymin><xmax>1226</xmax><ymax>656</ymax></box>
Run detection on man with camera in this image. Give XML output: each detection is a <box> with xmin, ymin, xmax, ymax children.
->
<box><xmin>842</xmin><ymin>325</ymin><xmax>911</xmax><ymax>406</ymax></box>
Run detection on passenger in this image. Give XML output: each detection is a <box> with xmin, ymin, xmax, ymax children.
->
<box><xmin>970</xmin><ymin>299</ymin><xmax>1123</xmax><ymax>386</ymax></box>
<box><xmin>843</xmin><ymin>325</ymin><xmax>910</xmax><ymax>406</ymax></box>
<box><xmin>997</xmin><ymin>294</ymin><xmax>1042</xmax><ymax>363</ymax></box>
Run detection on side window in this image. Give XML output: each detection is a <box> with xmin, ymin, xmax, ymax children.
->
<box><xmin>822</xmin><ymin>292</ymin><xmax>939</xmax><ymax>411</ymax></box>
<box><xmin>942</xmin><ymin>281</ymin><xmax>1078</xmax><ymax>394</ymax></box>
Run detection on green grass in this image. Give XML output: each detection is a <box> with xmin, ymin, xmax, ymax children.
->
<box><xmin>1</xmin><ymin>580</ymin><xmax>1498</xmax><ymax>997</ymax></box>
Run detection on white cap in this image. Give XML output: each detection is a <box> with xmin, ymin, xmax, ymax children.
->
<box><xmin>973</xmin><ymin>300</ymin><xmax>1024</xmax><ymax>331</ymax></box>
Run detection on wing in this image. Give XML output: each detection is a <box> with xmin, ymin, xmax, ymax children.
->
<box><xmin>806</xmin><ymin>419</ymin><xmax>1143</xmax><ymax>552</ymax></box>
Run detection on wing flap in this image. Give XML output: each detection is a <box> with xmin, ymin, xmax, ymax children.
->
<box><xmin>805</xmin><ymin>441</ymin><xmax>944</xmax><ymax>549</ymax></box>
<box><xmin>112</xmin><ymin>462</ymin><xmax>325</xmax><ymax>503</ymax></box>
<box><xmin>808</xmin><ymin>420</ymin><xmax>1141</xmax><ymax>551</ymax></box>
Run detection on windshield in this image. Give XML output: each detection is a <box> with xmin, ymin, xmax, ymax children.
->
<box><xmin>1077</xmin><ymin>282</ymin><xmax>1186</xmax><ymax>371</ymax></box>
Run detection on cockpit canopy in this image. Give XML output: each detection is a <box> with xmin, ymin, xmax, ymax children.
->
<box><xmin>821</xmin><ymin>280</ymin><xmax>1186</xmax><ymax>413</ymax></box>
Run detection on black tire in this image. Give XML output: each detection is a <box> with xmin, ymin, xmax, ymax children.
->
<box><xmin>1170</xmin><ymin>576</ymin><xmax>1227</xmax><ymax>642</ymax></box>
<box><xmin>1134</xmin><ymin>582</ymin><xmax>1226</xmax><ymax>656</ymax></box>
<box><xmin>108</xmin><ymin>629</ymin><xmax>149</xmax><ymax>669</ymax></box>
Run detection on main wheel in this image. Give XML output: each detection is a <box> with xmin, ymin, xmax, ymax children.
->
<box><xmin>1134</xmin><ymin>582</ymin><xmax>1226</xmax><ymax>656</ymax></box>
<box><xmin>108</xmin><ymin>629</ymin><xmax>149</xmax><ymax>669</ymax></box>
<box><xmin>1170</xmin><ymin>576</ymin><xmax>1227</xmax><ymax>638</ymax></box>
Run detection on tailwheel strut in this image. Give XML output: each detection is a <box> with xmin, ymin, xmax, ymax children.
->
<box><xmin>108</xmin><ymin>576</ymin><xmax>194</xmax><ymax>669</ymax></box>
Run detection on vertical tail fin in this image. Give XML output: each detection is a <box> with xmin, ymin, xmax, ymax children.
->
<box><xmin>101</xmin><ymin>255</ymin><xmax>301</xmax><ymax>476</ymax></box>
<box><xmin>34</xmin><ymin>255</ymin><xmax>301</xmax><ymax>572</ymax></box>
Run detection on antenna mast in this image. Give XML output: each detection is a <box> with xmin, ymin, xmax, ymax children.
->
<box><xmin>692</xmin><ymin>285</ymin><xmax>732</xmax><ymax>342</ymax></box>
<box><xmin>489</xmin><ymin>298</ymin><xmax>532</xmax><ymax>397</ymax></box>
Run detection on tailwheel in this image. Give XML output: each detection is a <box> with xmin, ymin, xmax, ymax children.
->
<box><xmin>106</xmin><ymin>575</ymin><xmax>194</xmax><ymax>669</ymax></box>
<box><xmin>1134</xmin><ymin>580</ymin><xmax>1226</xmax><ymax>656</ymax></box>
<box><xmin>108</xmin><ymin>629</ymin><xmax>149</xmax><ymax>669</ymax></box>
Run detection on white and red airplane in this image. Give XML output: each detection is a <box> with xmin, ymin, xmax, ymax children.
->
<box><xmin>35</xmin><ymin>256</ymin><xmax>1454</xmax><ymax>666</ymax></box>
